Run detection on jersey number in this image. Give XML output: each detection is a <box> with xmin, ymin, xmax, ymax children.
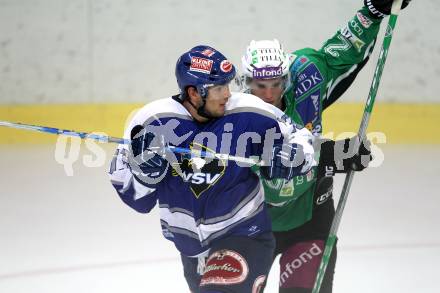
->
<box><xmin>324</xmin><ymin>35</ymin><xmax>352</xmax><ymax>58</ymax></box>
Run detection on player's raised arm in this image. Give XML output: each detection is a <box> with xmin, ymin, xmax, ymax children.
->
<box><xmin>320</xmin><ymin>0</ymin><xmax>411</xmax><ymax>69</ymax></box>
<box><xmin>292</xmin><ymin>0</ymin><xmax>411</xmax><ymax>109</ymax></box>
<box><xmin>319</xmin><ymin>6</ymin><xmax>382</xmax><ymax>69</ymax></box>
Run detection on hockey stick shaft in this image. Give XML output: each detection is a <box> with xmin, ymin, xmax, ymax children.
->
<box><xmin>312</xmin><ymin>1</ymin><xmax>403</xmax><ymax>292</ymax></box>
<box><xmin>0</xmin><ymin>120</ymin><xmax>129</xmax><ymax>144</ymax></box>
<box><xmin>0</xmin><ymin>120</ymin><xmax>262</xmax><ymax>166</ymax></box>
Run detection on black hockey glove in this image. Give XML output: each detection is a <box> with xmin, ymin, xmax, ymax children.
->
<box><xmin>260</xmin><ymin>143</ymin><xmax>306</xmax><ymax>181</ymax></box>
<box><xmin>364</xmin><ymin>0</ymin><xmax>411</xmax><ymax>19</ymax></box>
<box><xmin>317</xmin><ymin>136</ymin><xmax>372</xmax><ymax>177</ymax></box>
<box><xmin>129</xmin><ymin>125</ymin><xmax>168</xmax><ymax>187</ymax></box>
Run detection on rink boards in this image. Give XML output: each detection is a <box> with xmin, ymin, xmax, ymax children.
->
<box><xmin>1</xmin><ymin>102</ymin><xmax>440</xmax><ymax>144</ymax></box>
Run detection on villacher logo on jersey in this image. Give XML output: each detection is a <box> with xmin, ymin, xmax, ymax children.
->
<box><xmin>190</xmin><ymin>56</ymin><xmax>213</xmax><ymax>74</ymax></box>
<box><xmin>252</xmin><ymin>66</ymin><xmax>283</xmax><ymax>79</ymax></box>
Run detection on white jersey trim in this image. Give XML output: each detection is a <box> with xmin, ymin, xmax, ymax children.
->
<box><xmin>159</xmin><ymin>182</ymin><xmax>265</xmax><ymax>243</ymax></box>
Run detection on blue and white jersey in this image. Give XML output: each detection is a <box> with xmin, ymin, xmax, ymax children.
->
<box><xmin>109</xmin><ymin>92</ymin><xmax>315</xmax><ymax>256</ymax></box>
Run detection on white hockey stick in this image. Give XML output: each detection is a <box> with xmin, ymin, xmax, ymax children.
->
<box><xmin>0</xmin><ymin>120</ymin><xmax>263</xmax><ymax>166</ymax></box>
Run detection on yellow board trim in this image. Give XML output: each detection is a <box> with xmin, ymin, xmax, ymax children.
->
<box><xmin>322</xmin><ymin>103</ymin><xmax>440</xmax><ymax>144</ymax></box>
<box><xmin>0</xmin><ymin>104</ymin><xmax>143</xmax><ymax>144</ymax></box>
<box><xmin>0</xmin><ymin>103</ymin><xmax>439</xmax><ymax>144</ymax></box>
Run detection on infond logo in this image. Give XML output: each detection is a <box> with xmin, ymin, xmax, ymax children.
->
<box><xmin>253</xmin><ymin>66</ymin><xmax>283</xmax><ymax>79</ymax></box>
<box><xmin>280</xmin><ymin>242</ymin><xmax>322</xmax><ymax>286</ymax></box>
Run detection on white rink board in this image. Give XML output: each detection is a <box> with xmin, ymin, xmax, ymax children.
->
<box><xmin>0</xmin><ymin>0</ymin><xmax>437</xmax><ymax>104</ymax></box>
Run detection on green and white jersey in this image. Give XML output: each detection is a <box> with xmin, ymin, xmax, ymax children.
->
<box><xmin>261</xmin><ymin>7</ymin><xmax>382</xmax><ymax>231</ymax></box>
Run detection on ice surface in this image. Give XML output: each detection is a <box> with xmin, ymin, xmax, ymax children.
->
<box><xmin>0</xmin><ymin>145</ymin><xmax>439</xmax><ymax>292</ymax></box>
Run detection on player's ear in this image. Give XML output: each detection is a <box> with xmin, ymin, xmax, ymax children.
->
<box><xmin>187</xmin><ymin>86</ymin><xmax>201</xmax><ymax>104</ymax></box>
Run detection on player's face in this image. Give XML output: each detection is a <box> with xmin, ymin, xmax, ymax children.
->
<box><xmin>249</xmin><ymin>77</ymin><xmax>284</xmax><ymax>108</ymax></box>
<box><xmin>204</xmin><ymin>84</ymin><xmax>231</xmax><ymax>117</ymax></box>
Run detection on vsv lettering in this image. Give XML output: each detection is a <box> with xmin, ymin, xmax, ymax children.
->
<box><xmin>181</xmin><ymin>172</ymin><xmax>221</xmax><ymax>185</ymax></box>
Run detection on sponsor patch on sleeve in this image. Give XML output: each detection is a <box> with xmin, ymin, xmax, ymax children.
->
<box><xmin>341</xmin><ymin>26</ymin><xmax>365</xmax><ymax>52</ymax></box>
<box><xmin>356</xmin><ymin>12</ymin><xmax>373</xmax><ymax>28</ymax></box>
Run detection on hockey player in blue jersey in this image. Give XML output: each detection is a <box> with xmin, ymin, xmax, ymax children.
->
<box><xmin>109</xmin><ymin>45</ymin><xmax>317</xmax><ymax>292</ymax></box>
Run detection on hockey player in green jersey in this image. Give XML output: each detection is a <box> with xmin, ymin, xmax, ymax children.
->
<box><xmin>239</xmin><ymin>0</ymin><xmax>411</xmax><ymax>292</ymax></box>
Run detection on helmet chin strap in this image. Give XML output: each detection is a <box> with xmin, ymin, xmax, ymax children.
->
<box><xmin>184</xmin><ymin>85</ymin><xmax>218</xmax><ymax>120</ymax></box>
<box><xmin>196</xmin><ymin>101</ymin><xmax>213</xmax><ymax>119</ymax></box>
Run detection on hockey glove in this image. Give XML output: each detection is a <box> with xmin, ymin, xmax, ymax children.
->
<box><xmin>260</xmin><ymin>143</ymin><xmax>306</xmax><ymax>181</ymax></box>
<box><xmin>317</xmin><ymin>136</ymin><xmax>372</xmax><ymax>177</ymax></box>
<box><xmin>129</xmin><ymin>125</ymin><xmax>168</xmax><ymax>187</ymax></box>
<box><xmin>364</xmin><ymin>0</ymin><xmax>411</xmax><ymax>19</ymax></box>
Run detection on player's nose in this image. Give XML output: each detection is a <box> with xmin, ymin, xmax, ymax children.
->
<box><xmin>262</xmin><ymin>88</ymin><xmax>273</xmax><ymax>100</ymax></box>
<box><xmin>223</xmin><ymin>86</ymin><xmax>231</xmax><ymax>100</ymax></box>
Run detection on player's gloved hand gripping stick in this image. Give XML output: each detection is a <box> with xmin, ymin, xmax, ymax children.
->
<box><xmin>312</xmin><ymin>0</ymin><xmax>405</xmax><ymax>292</ymax></box>
<box><xmin>260</xmin><ymin>143</ymin><xmax>308</xmax><ymax>181</ymax></box>
<box><xmin>129</xmin><ymin>125</ymin><xmax>169</xmax><ymax>187</ymax></box>
<box><xmin>317</xmin><ymin>136</ymin><xmax>372</xmax><ymax>178</ymax></box>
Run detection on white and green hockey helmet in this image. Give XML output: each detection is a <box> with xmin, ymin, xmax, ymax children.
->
<box><xmin>239</xmin><ymin>39</ymin><xmax>293</xmax><ymax>92</ymax></box>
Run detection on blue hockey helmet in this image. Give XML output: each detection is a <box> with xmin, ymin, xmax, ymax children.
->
<box><xmin>175</xmin><ymin>45</ymin><xmax>236</xmax><ymax>99</ymax></box>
